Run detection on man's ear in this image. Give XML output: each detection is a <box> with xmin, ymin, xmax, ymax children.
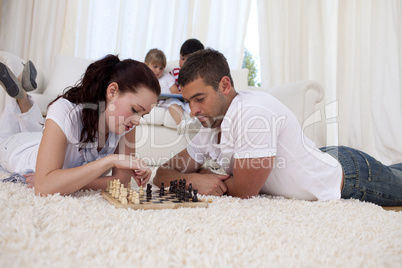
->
<box><xmin>220</xmin><ymin>76</ymin><xmax>232</xmax><ymax>95</ymax></box>
<box><xmin>106</xmin><ymin>82</ymin><xmax>119</xmax><ymax>101</ymax></box>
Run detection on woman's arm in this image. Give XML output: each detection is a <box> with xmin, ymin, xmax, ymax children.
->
<box><xmin>82</xmin><ymin>128</ymin><xmax>151</xmax><ymax>190</ymax></box>
<box><xmin>34</xmin><ymin>120</ymin><xmax>148</xmax><ymax>196</ymax></box>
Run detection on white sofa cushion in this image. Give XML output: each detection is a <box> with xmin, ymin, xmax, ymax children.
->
<box><xmin>44</xmin><ymin>54</ymin><xmax>93</xmax><ymax>97</ymax></box>
<box><xmin>231</xmin><ymin>68</ymin><xmax>249</xmax><ymax>91</ymax></box>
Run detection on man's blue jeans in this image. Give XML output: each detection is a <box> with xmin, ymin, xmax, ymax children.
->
<box><xmin>320</xmin><ymin>146</ymin><xmax>402</xmax><ymax>206</ymax></box>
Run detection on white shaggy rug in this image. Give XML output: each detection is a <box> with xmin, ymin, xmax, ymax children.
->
<box><xmin>0</xmin><ymin>174</ymin><xmax>401</xmax><ymax>267</ymax></box>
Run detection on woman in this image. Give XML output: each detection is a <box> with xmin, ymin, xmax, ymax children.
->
<box><xmin>0</xmin><ymin>54</ymin><xmax>160</xmax><ymax>195</ymax></box>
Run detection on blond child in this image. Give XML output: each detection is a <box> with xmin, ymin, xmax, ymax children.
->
<box><xmin>144</xmin><ymin>48</ymin><xmax>194</xmax><ymax>134</ymax></box>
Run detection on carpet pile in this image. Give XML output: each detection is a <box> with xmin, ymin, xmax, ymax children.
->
<box><xmin>0</xmin><ymin>175</ymin><xmax>401</xmax><ymax>267</ymax></box>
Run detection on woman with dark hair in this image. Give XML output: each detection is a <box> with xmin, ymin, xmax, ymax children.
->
<box><xmin>0</xmin><ymin>54</ymin><xmax>160</xmax><ymax>195</ymax></box>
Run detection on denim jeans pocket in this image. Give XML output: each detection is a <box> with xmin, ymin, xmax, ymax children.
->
<box><xmin>359</xmin><ymin>151</ymin><xmax>391</xmax><ymax>182</ymax></box>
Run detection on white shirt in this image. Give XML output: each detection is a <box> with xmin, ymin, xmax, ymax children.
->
<box><xmin>158</xmin><ymin>72</ymin><xmax>176</xmax><ymax>94</ymax></box>
<box><xmin>187</xmin><ymin>91</ymin><xmax>343</xmax><ymax>201</ymax></box>
<box><xmin>3</xmin><ymin>98</ymin><xmax>129</xmax><ymax>173</ymax></box>
<box><xmin>46</xmin><ymin>98</ymin><xmax>128</xmax><ymax>169</ymax></box>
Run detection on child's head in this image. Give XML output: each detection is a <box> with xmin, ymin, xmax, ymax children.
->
<box><xmin>179</xmin><ymin>39</ymin><xmax>204</xmax><ymax>67</ymax></box>
<box><xmin>144</xmin><ymin>48</ymin><xmax>167</xmax><ymax>79</ymax></box>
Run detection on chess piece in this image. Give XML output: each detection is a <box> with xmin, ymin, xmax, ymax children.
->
<box><xmin>192</xmin><ymin>190</ymin><xmax>198</xmax><ymax>202</ymax></box>
<box><xmin>134</xmin><ymin>195</ymin><xmax>140</xmax><ymax>204</ymax></box>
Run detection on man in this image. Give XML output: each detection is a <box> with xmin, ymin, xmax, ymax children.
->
<box><xmin>153</xmin><ymin>49</ymin><xmax>402</xmax><ymax>206</ymax></box>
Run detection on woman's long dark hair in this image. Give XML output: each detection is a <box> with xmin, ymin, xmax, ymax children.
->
<box><xmin>48</xmin><ymin>54</ymin><xmax>160</xmax><ymax>146</ymax></box>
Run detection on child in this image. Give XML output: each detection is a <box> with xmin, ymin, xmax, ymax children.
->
<box><xmin>144</xmin><ymin>48</ymin><xmax>194</xmax><ymax>134</ymax></box>
<box><xmin>170</xmin><ymin>38</ymin><xmax>204</xmax><ymax>89</ymax></box>
<box><xmin>0</xmin><ymin>54</ymin><xmax>161</xmax><ymax>195</ymax></box>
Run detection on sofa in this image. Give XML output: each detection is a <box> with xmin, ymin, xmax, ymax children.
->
<box><xmin>0</xmin><ymin>51</ymin><xmax>327</xmax><ymax>166</ymax></box>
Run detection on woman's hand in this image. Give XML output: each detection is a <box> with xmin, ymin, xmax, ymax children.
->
<box><xmin>24</xmin><ymin>173</ymin><xmax>35</xmax><ymax>188</ymax></box>
<box><xmin>113</xmin><ymin>154</ymin><xmax>152</xmax><ymax>186</ymax></box>
<box><xmin>132</xmin><ymin>168</ymin><xmax>152</xmax><ymax>186</ymax></box>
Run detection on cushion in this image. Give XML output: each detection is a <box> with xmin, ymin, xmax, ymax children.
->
<box><xmin>142</xmin><ymin>106</ymin><xmax>165</xmax><ymax>126</ymax></box>
<box><xmin>231</xmin><ymin>68</ymin><xmax>249</xmax><ymax>91</ymax></box>
<box><xmin>44</xmin><ymin>54</ymin><xmax>93</xmax><ymax>97</ymax></box>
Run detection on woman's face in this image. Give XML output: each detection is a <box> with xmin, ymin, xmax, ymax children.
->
<box><xmin>103</xmin><ymin>84</ymin><xmax>158</xmax><ymax>135</ymax></box>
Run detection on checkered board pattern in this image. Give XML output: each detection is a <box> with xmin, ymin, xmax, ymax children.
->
<box><xmin>101</xmin><ymin>190</ymin><xmax>209</xmax><ymax>210</ymax></box>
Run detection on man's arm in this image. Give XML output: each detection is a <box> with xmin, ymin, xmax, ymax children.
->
<box><xmin>153</xmin><ymin>149</ymin><xmax>230</xmax><ymax>196</ymax></box>
<box><xmin>224</xmin><ymin>156</ymin><xmax>274</xmax><ymax>199</ymax></box>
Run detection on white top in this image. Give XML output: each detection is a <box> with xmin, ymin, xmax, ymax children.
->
<box><xmin>158</xmin><ymin>72</ymin><xmax>176</xmax><ymax>94</ymax></box>
<box><xmin>46</xmin><ymin>98</ymin><xmax>128</xmax><ymax>169</ymax></box>
<box><xmin>4</xmin><ymin>98</ymin><xmax>129</xmax><ymax>173</ymax></box>
<box><xmin>187</xmin><ymin>91</ymin><xmax>343</xmax><ymax>201</ymax></box>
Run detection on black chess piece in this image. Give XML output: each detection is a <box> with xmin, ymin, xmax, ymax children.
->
<box><xmin>184</xmin><ymin>192</ymin><xmax>189</xmax><ymax>202</ymax></box>
<box><xmin>192</xmin><ymin>190</ymin><xmax>198</xmax><ymax>202</ymax></box>
<box><xmin>160</xmin><ymin>187</ymin><xmax>165</xmax><ymax>197</ymax></box>
<box><xmin>188</xmin><ymin>183</ymin><xmax>192</xmax><ymax>193</ymax></box>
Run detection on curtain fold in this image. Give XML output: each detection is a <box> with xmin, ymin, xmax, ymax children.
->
<box><xmin>1</xmin><ymin>0</ymin><xmax>399</xmax><ymax>164</ymax></box>
<box><xmin>257</xmin><ymin>0</ymin><xmax>402</xmax><ymax>164</ymax></box>
<box><xmin>1</xmin><ymin>0</ymin><xmax>250</xmax><ymax>70</ymax></box>
<box><xmin>0</xmin><ymin>0</ymin><xmax>66</xmax><ymax>70</ymax></box>
<box><xmin>61</xmin><ymin>0</ymin><xmax>250</xmax><ymax>68</ymax></box>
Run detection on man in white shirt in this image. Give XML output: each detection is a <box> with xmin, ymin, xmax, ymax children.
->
<box><xmin>153</xmin><ymin>49</ymin><xmax>402</xmax><ymax>206</ymax></box>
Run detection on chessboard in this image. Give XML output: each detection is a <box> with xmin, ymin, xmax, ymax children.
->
<box><xmin>101</xmin><ymin>179</ymin><xmax>209</xmax><ymax>210</ymax></box>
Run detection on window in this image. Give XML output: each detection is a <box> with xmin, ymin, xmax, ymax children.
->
<box><xmin>243</xmin><ymin>0</ymin><xmax>260</xmax><ymax>87</ymax></box>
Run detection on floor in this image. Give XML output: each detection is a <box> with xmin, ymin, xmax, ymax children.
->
<box><xmin>382</xmin><ymin>206</ymin><xmax>402</xmax><ymax>212</ymax></box>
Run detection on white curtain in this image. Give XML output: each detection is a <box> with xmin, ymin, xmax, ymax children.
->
<box><xmin>0</xmin><ymin>0</ymin><xmax>250</xmax><ymax>114</ymax></box>
<box><xmin>257</xmin><ymin>0</ymin><xmax>402</xmax><ymax>164</ymax></box>
<box><xmin>0</xmin><ymin>0</ymin><xmax>66</xmax><ymax>70</ymax></box>
<box><xmin>1</xmin><ymin>0</ymin><xmax>250</xmax><ymax>70</ymax></box>
<box><xmin>61</xmin><ymin>0</ymin><xmax>250</xmax><ymax>69</ymax></box>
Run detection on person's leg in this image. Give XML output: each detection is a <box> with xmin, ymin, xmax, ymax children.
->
<box><xmin>321</xmin><ymin>146</ymin><xmax>402</xmax><ymax>206</ymax></box>
<box><xmin>168</xmin><ymin>104</ymin><xmax>185</xmax><ymax>125</ymax></box>
<box><xmin>0</xmin><ymin>62</ymin><xmax>25</xmax><ymax>99</ymax></box>
<box><xmin>20</xmin><ymin>60</ymin><xmax>37</xmax><ymax>92</ymax></box>
<box><xmin>0</xmin><ymin>62</ymin><xmax>43</xmax><ymax>140</ymax></box>
<box><xmin>0</xmin><ymin>95</ymin><xmax>43</xmax><ymax>140</ymax></box>
<box><xmin>389</xmin><ymin>163</ymin><xmax>402</xmax><ymax>172</ymax></box>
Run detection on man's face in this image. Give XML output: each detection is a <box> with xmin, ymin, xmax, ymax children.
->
<box><xmin>181</xmin><ymin>77</ymin><xmax>227</xmax><ymax>128</ymax></box>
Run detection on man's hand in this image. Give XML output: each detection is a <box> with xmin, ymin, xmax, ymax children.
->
<box><xmin>189</xmin><ymin>173</ymin><xmax>230</xmax><ymax>196</ymax></box>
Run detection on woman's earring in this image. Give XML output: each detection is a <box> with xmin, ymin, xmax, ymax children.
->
<box><xmin>108</xmin><ymin>103</ymin><xmax>116</xmax><ymax>112</ymax></box>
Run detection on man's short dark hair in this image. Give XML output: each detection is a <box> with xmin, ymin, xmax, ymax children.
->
<box><xmin>178</xmin><ymin>48</ymin><xmax>234</xmax><ymax>91</ymax></box>
<box><xmin>180</xmin><ymin>39</ymin><xmax>205</xmax><ymax>57</ymax></box>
